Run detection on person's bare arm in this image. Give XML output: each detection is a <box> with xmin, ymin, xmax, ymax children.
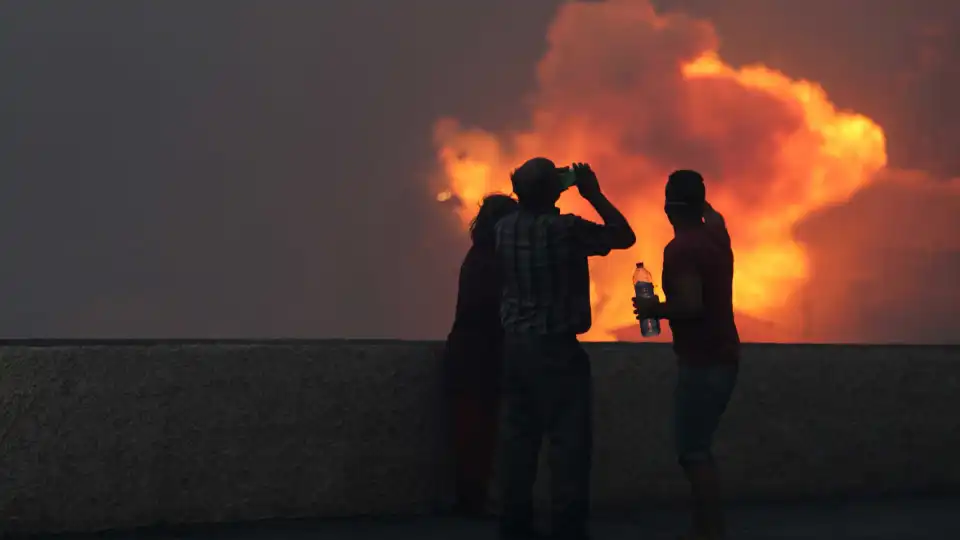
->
<box><xmin>574</xmin><ymin>163</ymin><xmax>636</xmax><ymax>249</ymax></box>
<box><xmin>582</xmin><ymin>192</ymin><xmax>636</xmax><ymax>249</ymax></box>
<box><xmin>703</xmin><ymin>200</ymin><xmax>731</xmax><ymax>243</ymax></box>
<box><xmin>650</xmin><ymin>272</ymin><xmax>704</xmax><ymax>321</ymax></box>
<box><xmin>633</xmin><ymin>250</ymin><xmax>704</xmax><ymax>321</ymax></box>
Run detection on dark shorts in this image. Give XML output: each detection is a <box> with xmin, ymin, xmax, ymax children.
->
<box><xmin>674</xmin><ymin>363</ymin><xmax>738</xmax><ymax>466</ymax></box>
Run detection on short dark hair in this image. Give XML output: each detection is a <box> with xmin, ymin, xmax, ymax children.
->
<box><xmin>665</xmin><ymin>169</ymin><xmax>705</xmax><ymax>221</ymax></box>
<box><xmin>470</xmin><ymin>194</ymin><xmax>518</xmax><ymax>247</ymax></box>
<box><xmin>510</xmin><ymin>157</ymin><xmax>561</xmax><ymax>209</ymax></box>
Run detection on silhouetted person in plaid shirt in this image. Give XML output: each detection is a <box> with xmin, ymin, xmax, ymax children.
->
<box><xmin>495</xmin><ymin>158</ymin><xmax>635</xmax><ymax>540</ymax></box>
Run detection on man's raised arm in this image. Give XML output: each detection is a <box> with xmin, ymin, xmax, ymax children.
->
<box><xmin>573</xmin><ymin>163</ymin><xmax>636</xmax><ymax>250</ymax></box>
<box><xmin>703</xmin><ymin>201</ymin><xmax>730</xmax><ymax>237</ymax></box>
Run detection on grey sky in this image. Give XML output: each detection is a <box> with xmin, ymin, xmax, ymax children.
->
<box><xmin>1</xmin><ymin>0</ymin><xmax>957</xmax><ymax>340</ymax></box>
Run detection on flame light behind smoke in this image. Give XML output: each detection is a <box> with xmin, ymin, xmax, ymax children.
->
<box><xmin>432</xmin><ymin>0</ymin><xmax>887</xmax><ymax>341</ymax></box>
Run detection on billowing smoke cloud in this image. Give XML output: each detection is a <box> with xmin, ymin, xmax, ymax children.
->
<box><xmin>433</xmin><ymin>0</ymin><xmax>958</xmax><ymax>343</ymax></box>
<box><xmin>794</xmin><ymin>172</ymin><xmax>960</xmax><ymax>343</ymax></box>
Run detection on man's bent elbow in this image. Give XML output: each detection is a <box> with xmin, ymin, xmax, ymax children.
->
<box><xmin>612</xmin><ymin>228</ymin><xmax>637</xmax><ymax>250</ymax></box>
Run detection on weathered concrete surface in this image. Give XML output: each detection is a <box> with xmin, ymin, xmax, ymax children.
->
<box><xmin>1</xmin><ymin>341</ymin><xmax>958</xmax><ymax>534</ymax></box>
<box><xmin>24</xmin><ymin>497</ymin><xmax>960</xmax><ymax>540</ymax></box>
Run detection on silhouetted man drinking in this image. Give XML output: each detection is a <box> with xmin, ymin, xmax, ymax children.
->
<box><xmin>495</xmin><ymin>158</ymin><xmax>635</xmax><ymax>540</ymax></box>
<box><xmin>633</xmin><ymin>170</ymin><xmax>740</xmax><ymax>540</ymax></box>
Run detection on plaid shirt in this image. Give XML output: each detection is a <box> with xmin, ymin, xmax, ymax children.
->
<box><xmin>494</xmin><ymin>208</ymin><xmax>625</xmax><ymax>336</ymax></box>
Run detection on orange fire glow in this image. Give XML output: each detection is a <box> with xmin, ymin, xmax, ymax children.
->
<box><xmin>432</xmin><ymin>0</ymin><xmax>887</xmax><ymax>341</ymax></box>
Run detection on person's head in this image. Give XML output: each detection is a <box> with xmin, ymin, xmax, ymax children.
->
<box><xmin>510</xmin><ymin>157</ymin><xmax>564</xmax><ymax>211</ymax></box>
<box><xmin>470</xmin><ymin>193</ymin><xmax>519</xmax><ymax>247</ymax></box>
<box><xmin>665</xmin><ymin>169</ymin><xmax>706</xmax><ymax>227</ymax></box>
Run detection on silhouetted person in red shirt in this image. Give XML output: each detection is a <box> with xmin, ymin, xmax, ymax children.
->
<box><xmin>443</xmin><ymin>193</ymin><xmax>519</xmax><ymax>517</ymax></box>
<box><xmin>633</xmin><ymin>170</ymin><xmax>740</xmax><ymax>540</ymax></box>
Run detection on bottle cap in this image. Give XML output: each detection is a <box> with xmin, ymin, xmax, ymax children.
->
<box><xmin>636</xmin><ymin>262</ymin><xmax>644</xmax><ymax>268</ymax></box>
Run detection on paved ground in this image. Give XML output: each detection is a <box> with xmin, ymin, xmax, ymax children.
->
<box><xmin>22</xmin><ymin>497</ymin><xmax>960</xmax><ymax>539</ymax></box>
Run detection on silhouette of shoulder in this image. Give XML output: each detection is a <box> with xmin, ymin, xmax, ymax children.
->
<box><xmin>664</xmin><ymin>227</ymin><xmax>732</xmax><ymax>275</ymax></box>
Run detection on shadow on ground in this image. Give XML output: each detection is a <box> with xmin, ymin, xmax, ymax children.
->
<box><xmin>14</xmin><ymin>497</ymin><xmax>960</xmax><ymax>540</ymax></box>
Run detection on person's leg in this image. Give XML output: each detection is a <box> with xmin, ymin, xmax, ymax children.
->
<box><xmin>680</xmin><ymin>461</ymin><xmax>723</xmax><ymax>539</ymax></box>
<box><xmin>452</xmin><ymin>393</ymin><xmax>488</xmax><ymax>515</ymax></box>
<box><xmin>674</xmin><ymin>365</ymin><xmax>738</xmax><ymax>539</ymax></box>
<box><xmin>674</xmin><ymin>367</ymin><xmax>708</xmax><ymax>538</ymax></box>
<box><xmin>499</xmin><ymin>339</ymin><xmax>544</xmax><ymax>539</ymax></box>
<box><xmin>544</xmin><ymin>339</ymin><xmax>593</xmax><ymax>540</ymax></box>
<box><xmin>474</xmin><ymin>390</ymin><xmax>501</xmax><ymax>515</ymax></box>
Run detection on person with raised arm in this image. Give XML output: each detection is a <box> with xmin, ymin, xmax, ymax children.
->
<box><xmin>633</xmin><ymin>170</ymin><xmax>740</xmax><ymax>540</ymax></box>
<box><xmin>495</xmin><ymin>158</ymin><xmax>635</xmax><ymax>540</ymax></box>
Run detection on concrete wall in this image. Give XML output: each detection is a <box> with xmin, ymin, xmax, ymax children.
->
<box><xmin>0</xmin><ymin>341</ymin><xmax>958</xmax><ymax>534</ymax></box>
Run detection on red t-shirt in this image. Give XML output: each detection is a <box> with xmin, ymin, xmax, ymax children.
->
<box><xmin>662</xmin><ymin>223</ymin><xmax>740</xmax><ymax>366</ymax></box>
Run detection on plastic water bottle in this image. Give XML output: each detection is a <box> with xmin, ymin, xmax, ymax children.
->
<box><xmin>633</xmin><ymin>262</ymin><xmax>661</xmax><ymax>338</ymax></box>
